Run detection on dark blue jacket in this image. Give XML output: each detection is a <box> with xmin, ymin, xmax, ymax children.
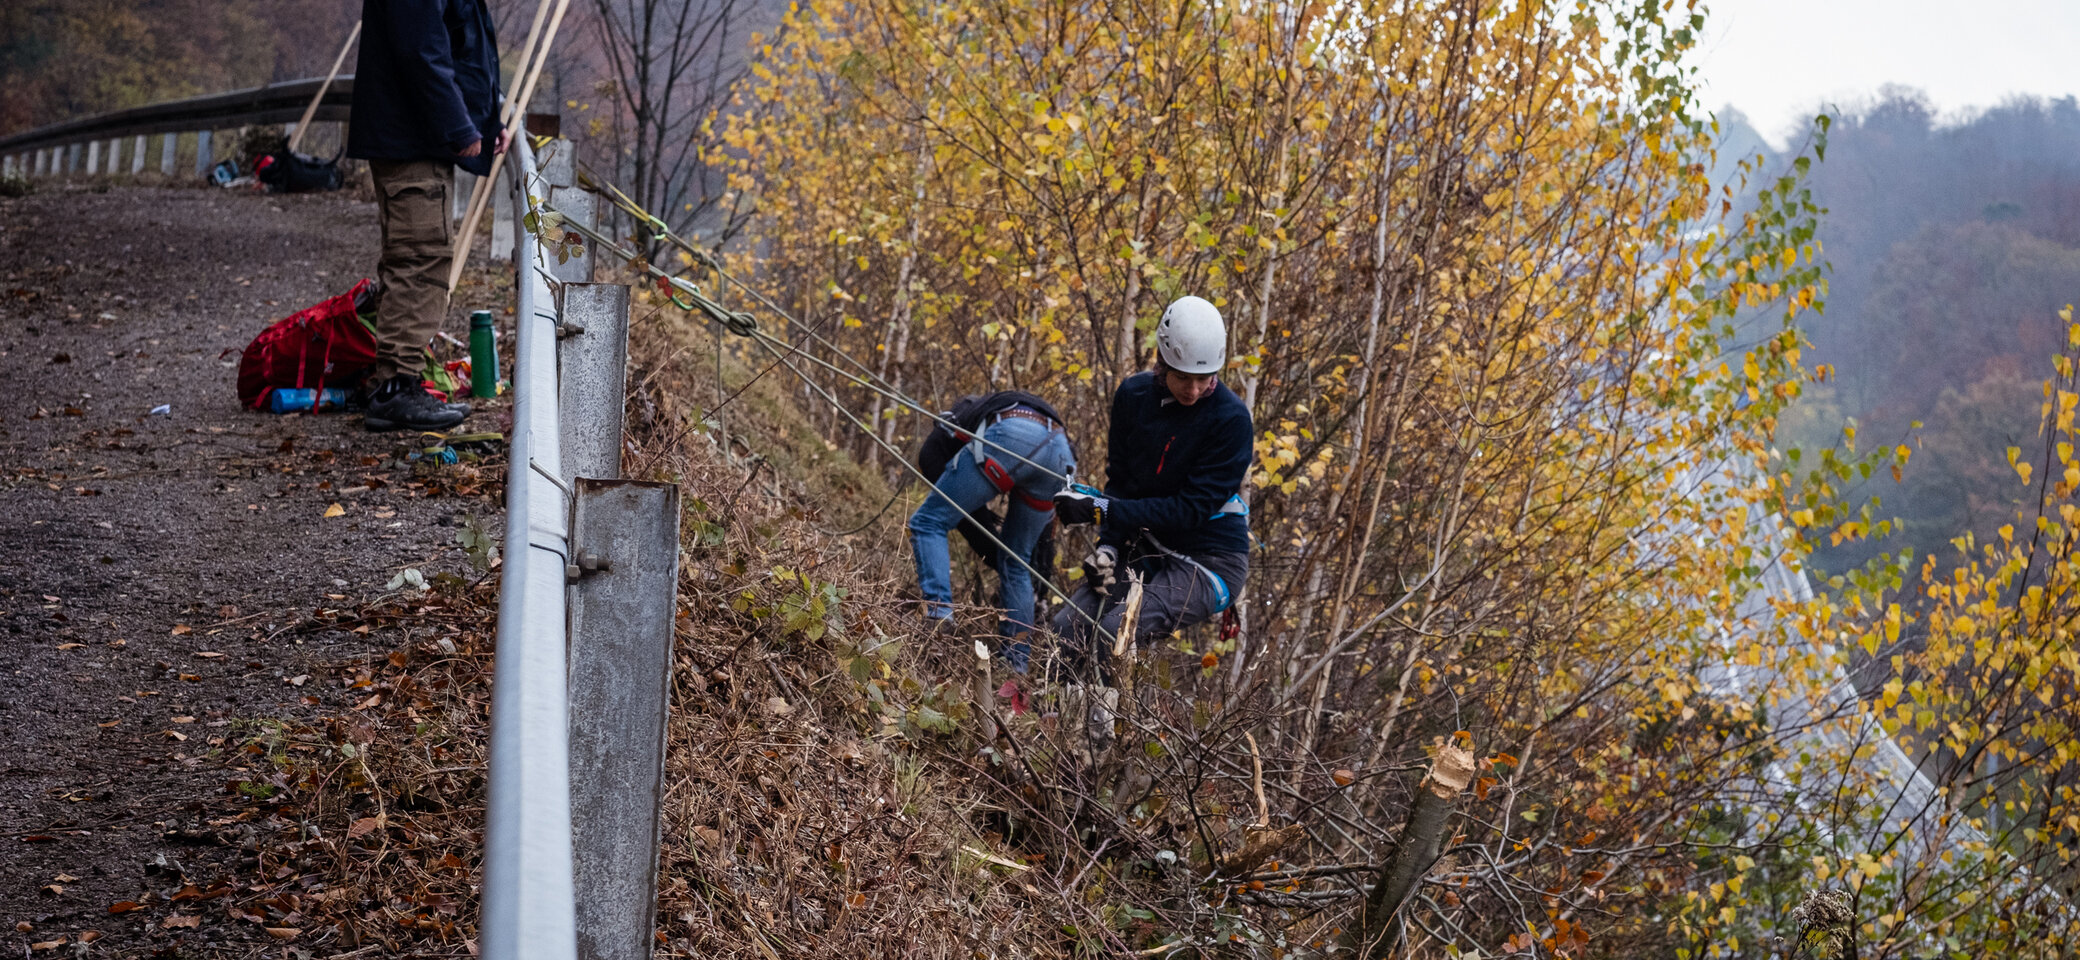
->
<box><xmin>346</xmin><ymin>0</ymin><xmax>501</xmax><ymax>177</ymax></box>
<box><xmin>1098</xmin><ymin>371</ymin><xmax>1253</xmax><ymax>557</ymax></box>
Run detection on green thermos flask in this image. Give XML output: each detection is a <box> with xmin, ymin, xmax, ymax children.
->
<box><xmin>469</xmin><ymin>310</ymin><xmax>498</xmax><ymax>398</ymax></box>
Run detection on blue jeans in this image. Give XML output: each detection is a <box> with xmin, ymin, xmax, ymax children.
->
<box><xmin>908</xmin><ymin>415</ymin><xmax>1075</xmax><ymax>666</ymax></box>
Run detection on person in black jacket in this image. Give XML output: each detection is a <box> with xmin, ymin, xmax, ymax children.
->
<box><xmin>909</xmin><ymin>391</ymin><xmax>1077</xmax><ymax>672</ymax></box>
<box><xmin>346</xmin><ymin>0</ymin><xmax>505</xmax><ymax>432</ymax></box>
<box><xmin>1051</xmin><ymin>296</ymin><xmax>1251</xmax><ymax>676</ymax></box>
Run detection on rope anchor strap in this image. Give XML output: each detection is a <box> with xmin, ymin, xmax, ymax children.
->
<box><xmin>657</xmin><ymin>275</ymin><xmax>756</xmax><ymax>336</ymax></box>
<box><xmin>531</xmin><ymin>196</ymin><xmax>757</xmax><ymax>338</ymax></box>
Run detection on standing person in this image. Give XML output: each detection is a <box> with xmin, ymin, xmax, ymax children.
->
<box><xmin>346</xmin><ymin>0</ymin><xmax>506</xmax><ymax>432</ymax></box>
<box><xmin>908</xmin><ymin>391</ymin><xmax>1077</xmax><ymax>672</ymax></box>
<box><xmin>1051</xmin><ymin>296</ymin><xmax>1251</xmax><ymax>676</ymax></box>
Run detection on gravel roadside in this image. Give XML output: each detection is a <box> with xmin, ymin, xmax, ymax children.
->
<box><xmin>0</xmin><ymin>183</ymin><xmax>505</xmax><ymax>955</ymax></box>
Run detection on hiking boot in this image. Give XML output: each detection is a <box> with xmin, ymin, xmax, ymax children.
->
<box><xmin>364</xmin><ymin>375</ymin><xmax>469</xmax><ymax>432</ymax></box>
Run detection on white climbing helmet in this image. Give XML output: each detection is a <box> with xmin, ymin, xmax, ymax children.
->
<box><xmin>1155</xmin><ymin>295</ymin><xmax>1226</xmax><ymax>375</ymax></box>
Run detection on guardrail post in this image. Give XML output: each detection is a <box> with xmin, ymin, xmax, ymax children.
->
<box><xmin>67</xmin><ymin>143</ymin><xmax>80</xmax><ymax>175</ymax></box>
<box><xmin>160</xmin><ymin>135</ymin><xmax>176</xmax><ymax>176</ymax></box>
<box><xmin>455</xmin><ymin>170</ymin><xmax>475</xmax><ymax>221</ymax></box>
<box><xmin>557</xmin><ymin>280</ymin><xmax>677</xmax><ymax>960</ymax></box>
<box><xmin>491</xmin><ymin>167</ymin><xmax>515</xmax><ymax>262</ymax></box>
<box><xmin>566</xmin><ymin>476</ymin><xmax>680</xmax><ymax>960</ymax></box>
<box><xmin>86</xmin><ymin>140</ymin><xmax>99</xmax><ymax>175</ymax></box>
<box><xmin>107</xmin><ymin>138</ymin><xmax>121</xmax><ymax>174</ymax></box>
<box><xmin>558</xmin><ymin>284</ymin><xmax>630</xmax><ymax>481</ymax></box>
<box><xmin>195</xmin><ymin>130</ymin><xmax>212</xmax><ymax>178</ymax></box>
<box><xmin>537</xmin><ymin>141</ymin><xmax>595</xmax><ymax>284</ymax></box>
<box><xmin>131</xmin><ymin>136</ymin><xmax>145</xmax><ymax>174</ymax></box>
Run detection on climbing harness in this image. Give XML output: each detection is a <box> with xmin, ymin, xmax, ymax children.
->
<box><xmin>965</xmin><ymin>429</ymin><xmax>1060</xmax><ymax>514</ymax></box>
<box><xmin>1141</xmin><ymin>532</ymin><xmax>1234</xmax><ymax>614</ymax></box>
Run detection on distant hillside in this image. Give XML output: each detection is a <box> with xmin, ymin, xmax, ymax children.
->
<box><xmin>1772</xmin><ymin>91</ymin><xmax>2080</xmax><ymax>573</ymax></box>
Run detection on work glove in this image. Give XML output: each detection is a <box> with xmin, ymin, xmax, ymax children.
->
<box><xmin>1053</xmin><ymin>488</ymin><xmax>1108</xmax><ymax>526</ymax></box>
<box><xmin>1082</xmin><ymin>544</ymin><xmax>1118</xmax><ymax>593</ymax></box>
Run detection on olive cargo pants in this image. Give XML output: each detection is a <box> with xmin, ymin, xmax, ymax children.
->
<box><xmin>368</xmin><ymin>159</ymin><xmax>454</xmax><ymax>383</ymax></box>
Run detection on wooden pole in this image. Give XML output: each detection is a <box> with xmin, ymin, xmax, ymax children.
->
<box><xmin>450</xmin><ymin>0</ymin><xmax>557</xmax><ymax>268</ymax></box>
<box><xmin>448</xmin><ymin>0</ymin><xmax>571</xmax><ymax>294</ymax></box>
<box><xmin>502</xmin><ymin>0</ymin><xmax>559</xmax><ymax>130</ymax></box>
<box><xmin>288</xmin><ymin>21</ymin><xmax>361</xmax><ymax>155</ymax></box>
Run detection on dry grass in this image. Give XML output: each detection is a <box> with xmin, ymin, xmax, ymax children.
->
<box><xmin>252</xmin><ymin>288</ymin><xmax>1329</xmax><ymax>958</ymax></box>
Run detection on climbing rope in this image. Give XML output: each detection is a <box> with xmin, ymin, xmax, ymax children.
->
<box><xmin>534</xmin><ymin>185</ymin><xmax>1119</xmax><ymax>651</ymax></box>
<box><xmin>538</xmin><ymin>197</ymin><xmax>1078</xmax><ymax>486</ymax></box>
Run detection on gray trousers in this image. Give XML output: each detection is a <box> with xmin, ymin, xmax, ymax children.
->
<box><xmin>1050</xmin><ymin>549</ymin><xmax>1246</xmax><ymax>680</ymax></box>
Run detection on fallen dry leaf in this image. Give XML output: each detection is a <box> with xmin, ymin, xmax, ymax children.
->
<box><xmin>286</xmin><ymin>674</ymin><xmax>310</xmax><ymax>687</ymax></box>
<box><xmin>56</xmin><ymin>643</ymin><xmax>83</xmax><ymax>651</ymax></box>
<box><xmin>169</xmin><ymin>624</ymin><xmax>191</xmax><ymax>636</ymax></box>
<box><xmin>194</xmin><ymin>651</ymin><xmax>224</xmax><ymax>659</ymax></box>
<box><xmin>323</xmin><ymin>502</ymin><xmax>345</xmax><ymax>518</ymax></box>
<box><xmin>54</xmin><ymin>873</ymin><xmax>77</xmax><ymax>883</ymax></box>
<box><xmin>162</xmin><ymin>915</ymin><xmax>201</xmax><ymax>929</ymax></box>
<box><xmin>30</xmin><ymin>939</ymin><xmax>65</xmax><ymax>951</ymax></box>
<box><xmin>171</xmin><ymin>716</ymin><xmax>195</xmax><ymax>724</ymax></box>
<box><xmin>77</xmin><ymin>932</ymin><xmax>101</xmax><ymax>944</ymax></box>
<box><xmin>764</xmin><ymin>696</ymin><xmax>794</xmax><ymax>716</ymax></box>
<box><xmin>347</xmin><ymin>817</ymin><xmax>382</xmax><ymax>839</ymax></box>
<box><xmin>264</xmin><ymin>927</ymin><xmax>302</xmax><ymax>940</ymax></box>
<box><xmin>40</xmin><ymin>884</ymin><xmax>63</xmax><ymax>895</ymax></box>
<box><xmin>108</xmin><ymin>901</ymin><xmax>144</xmax><ymax>914</ymax></box>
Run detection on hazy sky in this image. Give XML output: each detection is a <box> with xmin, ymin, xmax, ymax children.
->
<box><xmin>1691</xmin><ymin>0</ymin><xmax>2080</xmax><ymax>148</ymax></box>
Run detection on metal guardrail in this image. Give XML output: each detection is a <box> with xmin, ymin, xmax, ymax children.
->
<box><xmin>0</xmin><ymin>76</ymin><xmax>351</xmax><ymax>179</ymax></box>
<box><xmin>485</xmin><ymin>135</ymin><xmax>681</xmax><ymax>960</ymax></box>
<box><xmin>482</xmin><ymin>132</ymin><xmax>582</xmax><ymax>960</ymax></box>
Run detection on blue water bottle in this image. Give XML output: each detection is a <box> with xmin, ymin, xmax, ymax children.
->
<box><xmin>267</xmin><ymin>387</ymin><xmax>348</xmax><ymax>413</ymax></box>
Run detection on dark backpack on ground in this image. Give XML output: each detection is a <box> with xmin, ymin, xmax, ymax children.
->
<box><xmin>236</xmin><ymin>279</ymin><xmax>380</xmax><ymax>410</ymax></box>
<box><xmin>255</xmin><ymin>150</ymin><xmax>344</xmax><ymax>193</ymax></box>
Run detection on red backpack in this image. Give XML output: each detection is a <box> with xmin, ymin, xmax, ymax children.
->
<box><xmin>237</xmin><ymin>279</ymin><xmax>380</xmax><ymax>409</ymax></box>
